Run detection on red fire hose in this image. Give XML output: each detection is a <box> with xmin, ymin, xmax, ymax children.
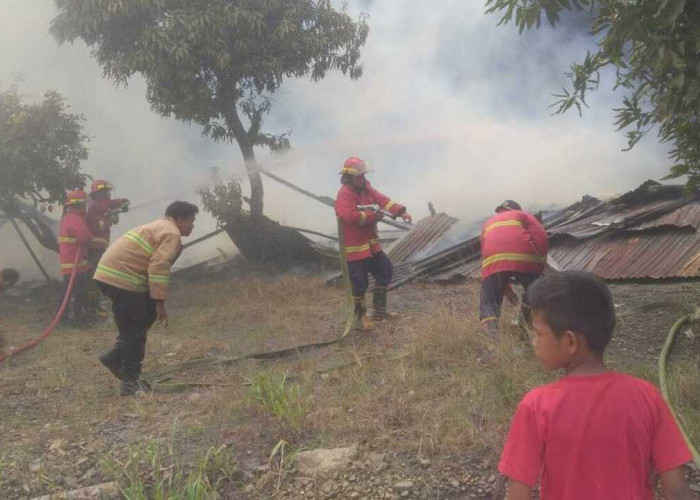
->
<box><xmin>0</xmin><ymin>251</ymin><xmax>81</xmax><ymax>364</ymax></box>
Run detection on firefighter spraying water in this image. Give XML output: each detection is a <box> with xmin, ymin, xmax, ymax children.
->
<box><xmin>86</xmin><ymin>180</ymin><xmax>130</xmax><ymax>314</ymax></box>
<box><xmin>335</xmin><ymin>157</ymin><xmax>412</xmax><ymax>331</ymax></box>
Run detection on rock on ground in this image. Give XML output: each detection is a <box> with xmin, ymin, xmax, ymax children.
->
<box><xmin>294</xmin><ymin>445</ymin><xmax>358</xmax><ymax>476</ymax></box>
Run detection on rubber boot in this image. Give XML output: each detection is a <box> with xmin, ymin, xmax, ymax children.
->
<box><xmin>353</xmin><ymin>295</ymin><xmax>375</xmax><ymax>331</ymax></box>
<box><xmin>480</xmin><ymin>318</ymin><xmax>499</xmax><ymax>340</ymax></box>
<box><xmin>372</xmin><ymin>286</ymin><xmax>399</xmax><ymax>322</ymax></box>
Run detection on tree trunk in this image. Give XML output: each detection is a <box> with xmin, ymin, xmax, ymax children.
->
<box><xmin>222</xmin><ymin>93</ymin><xmax>264</xmax><ymax>221</ymax></box>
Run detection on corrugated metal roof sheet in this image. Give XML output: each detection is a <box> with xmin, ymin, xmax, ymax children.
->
<box><xmin>386</xmin><ymin>213</ymin><xmax>458</xmax><ymax>263</ymax></box>
<box><xmin>634</xmin><ymin>202</ymin><xmax>700</xmax><ymax>230</ymax></box>
<box><xmin>548</xmin><ymin>198</ymin><xmax>693</xmax><ymax>239</ymax></box>
<box><xmin>418</xmin><ymin>191</ymin><xmax>700</xmax><ymax>284</ymax></box>
<box><xmin>550</xmin><ymin>228</ymin><xmax>700</xmax><ymax>279</ymax></box>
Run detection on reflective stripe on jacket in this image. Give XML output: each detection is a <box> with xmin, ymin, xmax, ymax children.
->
<box><xmin>335</xmin><ymin>181</ymin><xmax>405</xmax><ymax>262</ymax></box>
<box><xmin>93</xmin><ymin>217</ymin><xmax>182</xmax><ymax>300</ymax></box>
<box><xmin>480</xmin><ymin>210</ymin><xmax>548</xmax><ymax>279</ymax></box>
<box><xmin>58</xmin><ymin>211</ymin><xmax>93</xmax><ymax>275</ymax></box>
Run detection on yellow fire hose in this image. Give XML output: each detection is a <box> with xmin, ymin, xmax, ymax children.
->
<box><xmin>658</xmin><ymin>309</ymin><xmax>700</xmax><ymax>467</ymax></box>
<box><xmin>337</xmin><ymin>216</ymin><xmax>356</xmax><ymax>338</ymax></box>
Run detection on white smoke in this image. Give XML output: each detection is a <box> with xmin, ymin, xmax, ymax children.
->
<box><xmin>0</xmin><ymin>0</ymin><xmax>671</xmax><ymax>277</ymax></box>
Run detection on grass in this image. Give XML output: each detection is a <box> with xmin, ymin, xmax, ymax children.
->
<box><xmin>0</xmin><ymin>276</ymin><xmax>698</xmax><ymax>498</ymax></box>
<box><xmin>305</xmin><ymin>302</ymin><xmax>553</xmax><ymax>459</ymax></box>
<box><xmin>246</xmin><ymin>370</ymin><xmax>313</xmax><ymax>437</ymax></box>
<box><xmin>102</xmin><ymin>422</ymin><xmax>239</xmax><ymax>499</ymax></box>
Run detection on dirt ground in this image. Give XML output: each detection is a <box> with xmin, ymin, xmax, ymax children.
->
<box><xmin>0</xmin><ymin>275</ymin><xmax>698</xmax><ymax>499</ymax></box>
<box><xmin>608</xmin><ymin>281</ymin><xmax>700</xmax><ymax>363</ymax></box>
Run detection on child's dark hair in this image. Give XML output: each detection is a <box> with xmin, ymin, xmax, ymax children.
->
<box><xmin>165</xmin><ymin>201</ymin><xmax>199</xmax><ymax>220</ymax></box>
<box><xmin>2</xmin><ymin>268</ymin><xmax>20</xmax><ymax>286</ymax></box>
<box><xmin>527</xmin><ymin>271</ymin><xmax>615</xmax><ymax>353</ymax></box>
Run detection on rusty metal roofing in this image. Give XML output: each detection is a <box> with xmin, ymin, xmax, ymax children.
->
<box><xmin>633</xmin><ymin>202</ymin><xmax>700</xmax><ymax>231</ymax></box>
<box><xmin>418</xmin><ymin>188</ymin><xmax>700</xmax><ymax>284</ymax></box>
<box><xmin>547</xmin><ymin>198</ymin><xmax>695</xmax><ymax>239</ymax></box>
<box><xmin>549</xmin><ymin>228</ymin><xmax>700</xmax><ymax>279</ymax></box>
<box><xmin>541</xmin><ymin>190</ymin><xmax>700</xmax><ymax>280</ymax></box>
<box><xmin>386</xmin><ymin>213</ymin><xmax>458</xmax><ymax>263</ymax></box>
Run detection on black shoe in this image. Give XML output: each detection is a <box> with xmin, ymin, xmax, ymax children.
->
<box><xmin>120</xmin><ymin>378</ymin><xmax>152</xmax><ymax>396</ymax></box>
<box><xmin>99</xmin><ymin>353</ymin><xmax>123</xmax><ymax>380</ymax></box>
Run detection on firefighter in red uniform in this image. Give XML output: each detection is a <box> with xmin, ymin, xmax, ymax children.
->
<box><xmin>86</xmin><ymin>180</ymin><xmax>129</xmax><ymax>313</ymax></box>
<box><xmin>59</xmin><ymin>190</ymin><xmax>94</xmax><ymax>324</ymax></box>
<box><xmin>479</xmin><ymin>200</ymin><xmax>548</xmax><ymax>336</ymax></box>
<box><xmin>335</xmin><ymin>157</ymin><xmax>412</xmax><ymax>330</ymax></box>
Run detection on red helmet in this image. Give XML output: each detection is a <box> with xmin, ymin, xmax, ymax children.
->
<box><xmin>64</xmin><ymin>189</ymin><xmax>87</xmax><ymax>207</ymax></box>
<box><xmin>90</xmin><ymin>179</ymin><xmax>113</xmax><ymax>195</ymax></box>
<box><xmin>340</xmin><ymin>157</ymin><xmax>374</xmax><ymax>177</ymax></box>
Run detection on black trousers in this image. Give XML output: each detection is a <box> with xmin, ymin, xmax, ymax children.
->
<box><xmin>60</xmin><ymin>273</ymin><xmax>88</xmax><ymax>319</ymax></box>
<box><xmin>100</xmin><ymin>284</ymin><xmax>157</xmax><ymax>379</ymax></box>
<box><xmin>347</xmin><ymin>252</ymin><xmax>394</xmax><ymax>296</ymax></box>
<box><xmin>479</xmin><ymin>271</ymin><xmax>538</xmax><ymax>323</ymax></box>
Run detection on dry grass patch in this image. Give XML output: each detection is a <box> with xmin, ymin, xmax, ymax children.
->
<box><xmin>307</xmin><ymin>298</ymin><xmax>552</xmax><ymax>460</ymax></box>
<box><xmin>2</xmin><ymin>277</ymin><xmax>696</xmax><ymax>498</ymax></box>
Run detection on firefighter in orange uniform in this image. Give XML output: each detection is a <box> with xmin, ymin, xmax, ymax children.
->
<box><xmin>479</xmin><ymin>200</ymin><xmax>548</xmax><ymax>336</ymax></box>
<box><xmin>86</xmin><ymin>180</ymin><xmax>129</xmax><ymax>313</ymax></box>
<box><xmin>59</xmin><ymin>190</ymin><xmax>94</xmax><ymax>324</ymax></box>
<box><xmin>335</xmin><ymin>157</ymin><xmax>412</xmax><ymax>330</ymax></box>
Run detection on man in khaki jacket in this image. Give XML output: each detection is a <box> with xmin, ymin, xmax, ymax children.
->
<box><xmin>94</xmin><ymin>201</ymin><xmax>198</xmax><ymax>395</ymax></box>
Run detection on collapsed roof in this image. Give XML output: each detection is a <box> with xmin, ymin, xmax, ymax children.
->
<box><xmin>372</xmin><ymin>180</ymin><xmax>700</xmax><ymax>289</ymax></box>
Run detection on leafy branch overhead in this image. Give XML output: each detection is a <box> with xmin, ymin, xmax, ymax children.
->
<box><xmin>51</xmin><ymin>0</ymin><xmax>369</xmax><ymax>219</ymax></box>
<box><xmin>486</xmin><ymin>0</ymin><xmax>700</xmax><ymax>186</ymax></box>
<box><xmin>0</xmin><ymin>86</ymin><xmax>88</xmax><ymax>212</ymax></box>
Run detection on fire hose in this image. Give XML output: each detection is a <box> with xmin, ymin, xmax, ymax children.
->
<box><xmin>140</xmin><ymin>218</ymin><xmax>358</xmax><ymax>390</ymax></box>
<box><xmin>658</xmin><ymin>308</ymin><xmax>700</xmax><ymax>467</ymax></box>
<box><xmin>0</xmin><ymin>251</ymin><xmax>81</xmax><ymax>365</ymax></box>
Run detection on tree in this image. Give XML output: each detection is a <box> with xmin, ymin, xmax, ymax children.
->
<box><xmin>51</xmin><ymin>0</ymin><xmax>369</xmax><ymax>220</ymax></box>
<box><xmin>486</xmin><ymin>0</ymin><xmax>700</xmax><ymax>186</ymax></box>
<box><xmin>0</xmin><ymin>86</ymin><xmax>88</xmax><ymax>212</ymax></box>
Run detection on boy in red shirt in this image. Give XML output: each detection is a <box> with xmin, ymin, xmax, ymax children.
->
<box><xmin>499</xmin><ymin>271</ymin><xmax>695</xmax><ymax>500</ymax></box>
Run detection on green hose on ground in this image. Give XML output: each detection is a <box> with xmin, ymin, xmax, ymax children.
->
<box><xmin>658</xmin><ymin>311</ymin><xmax>700</xmax><ymax>468</ymax></box>
<box><xmin>141</xmin><ymin>219</ymin><xmax>356</xmax><ymax>391</ymax></box>
<box><xmin>336</xmin><ymin>216</ymin><xmax>355</xmax><ymax>339</ymax></box>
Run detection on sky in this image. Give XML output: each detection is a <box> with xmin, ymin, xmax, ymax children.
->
<box><xmin>0</xmin><ymin>0</ymin><xmax>674</xmax><ymax>274</ymax></box>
